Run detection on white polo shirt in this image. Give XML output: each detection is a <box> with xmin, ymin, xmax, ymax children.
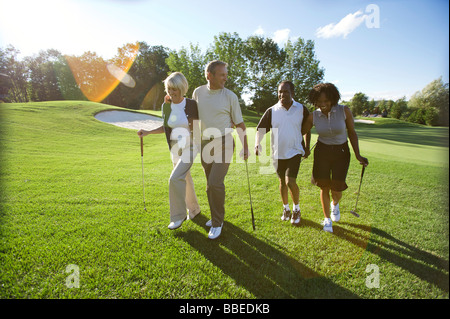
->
<box><xmin>256</xmin><ymin>100</ymin><xmax>309</xmax><ymax>160</ymax></box>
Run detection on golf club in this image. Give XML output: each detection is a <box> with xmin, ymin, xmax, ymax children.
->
<box><xmin>140</xmin><ymin>136</ymin><xmax>147</xmax><ymax>211</ymax></box>
<box><xmin>350</xmin><ymin>165</ymin><xmax>366</xmax><ymax>217</ymax></box>
<box><xmin>245</xmin><ymin>159</ymin><xmax>256</xmax><ymax>230</ymax></box>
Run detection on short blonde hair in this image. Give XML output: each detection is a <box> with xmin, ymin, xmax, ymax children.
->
<box><xmin>204</xmin><ymin>60</ymin><xmax>228</xmax><ymax>80</ymax></box>
<box><xmin>163</xmin><ymin>72</ymin><xmax>189</xmax><ymax>97</ymax></box>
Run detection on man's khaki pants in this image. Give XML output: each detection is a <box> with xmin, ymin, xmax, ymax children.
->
<box><xmin>201</xmin><ymin>135</ymin><xmax>234</xmax><ymax>227</ymax></box>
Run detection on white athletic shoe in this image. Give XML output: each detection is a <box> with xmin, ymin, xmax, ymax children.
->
<box><xmin>281</xmin><ymin>208</ymin><xmax>291</xmax><ymax>221</ymax></box>
<box><xmin>208</xmin><ymin>223</ymin><xmax>223</xmax><ymax>240</ymax></box>
<box><xmin>322</xmin><ymin>218</ymin><xmax>333</xmax><ymax>233</ymax></box>
<box><xmin>205</xmin><ymin>219</ymin><xmax>212</xmax><ymax>227</ymax></box>
<box><xmin>291</xmin><ymin>209</ymin><xmax>301</xmax><ymax>225</ymax></box>
<box><xmin>168</xmin><ymin>216</ymin><xmax>186</xmax><ymax>230</ymax></box>
<box><xmin>331</xmin><ymin>202</ymin><xmax>340</xmax><ymax>222</ymax></box>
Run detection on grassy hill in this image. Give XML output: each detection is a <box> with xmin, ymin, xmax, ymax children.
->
<box><xmin>0</xmin><ymin>101</ymin><xmax>448</xmax><ymax>299</ymax></box>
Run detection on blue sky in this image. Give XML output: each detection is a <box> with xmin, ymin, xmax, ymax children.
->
<box><xmin>0</xmin><ymin>0</ymin><xmax>448</xmax><ymax>101</ymax></box>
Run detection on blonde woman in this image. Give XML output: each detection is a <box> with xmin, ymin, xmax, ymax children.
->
<box><xmin>138</xmin><ymin>72</ymin><xmax>201</xmax><ymax>230</ymax></box>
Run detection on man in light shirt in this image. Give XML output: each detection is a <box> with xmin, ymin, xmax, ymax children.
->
<box><xmin>192</xmin><ymin>60</ymin><xmax>249</xmax><ymax>239</ymax></box>
<box><xmin>255</xmin><ymin>81</ymin><xmax>310</xmax><ymax>225</ymax></box>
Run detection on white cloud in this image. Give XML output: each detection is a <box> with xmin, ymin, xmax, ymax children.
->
<box><xmin>316</xmin><ymin>10</ymin><xmax>367</xmax><ymax>39</ymax></box>
<box><xmin>253</xmin><ymin>26</ymin><xmax>297</xmax><ymax>47</ymax></box>
<box><xmin>254</xmin><ymin>26</ymin><xmax>265</xmax><ymax>36</ymax></box>
<box><xmin>273</xmin><ymin>28</ymin><xmax>291</xmax><ymax>46</ymax></box>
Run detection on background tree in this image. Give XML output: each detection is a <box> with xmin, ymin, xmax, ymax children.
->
<box><xmin>0</xmin><ymin>45</ymin><xmax>29</xmax><ymax>102</ymax></box>
<box><xmin>206</xmin><ymin>32</ymin><xmax>248</xmax><ymax>100</ymax></box>
<box><xmin>166</xmin><ymin>43</ymin><xmax>207</xmax><ymax>99</ymax></box>
<box><xmin>104</xmin><ymin>42</ymin><xmax>139</xmax><ymax>107</ymax></box>
<box><xmin>389</xmin><ymin>97</ymin><xmax>408</xmax><ymax>119</ymax></box>
<box><xmin>350</xmin><ymin>92</ymin><xmax>369</xmax><ymax>116</ymax></box>
<box><xmin>53</xmin><ymin>55</ymin><xmax>86</xmax><ymax>101</ymax></box>
<box><xmin>367</xmin><ymin>98</ymin><xmax>376</xmax><ymax>114</ymax></box>
<box><xmin>244</xmin><ymin>35</ymin><xmax>285</xmax><ymax>114</ymax></box>
<box><xmin>385</xmin><ymin>99</ymin><xmax>394</xmax><ymax>113</ymax></box>
<box><xmin>124</xmin><ymin>42</ymin><xmax>169</xmax><ymax>110</ymax></box>
<box><xmin>25</xmin><ymin>49</ymin><xmax>64</xmax><ymax>102</ymax></box>
<box><xmin>375</xmin><ymin>99</ymin><xmax>385</xmax><ymax>115</ymax></box>
<box><xmin>408</xmin><ymin>77</ymin><xmax>449</xmax><ymax>126</ymax></box>
<box><xmin>283</xmin><ymin>38</ymin><xmax>324</xmax><ymax>104</ymax></box>
<box><xmin>65</xmin><ymin>51</ymin><xmax>111</xmax><ymax>103</ymax></box>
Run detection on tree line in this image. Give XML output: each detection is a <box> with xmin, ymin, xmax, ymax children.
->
<box><xmin>1</xmin><ymin>32</ymin><xmax>448</xmax><ymax>126</ymax></box>
<box><xmin>346</xmin><ymin>77</ymin><xmax>449</xmax><ymax>126</ymax></box>
<box><xmin>0</xmin><ymin>32</ymin><xmax>324</xmax><ymax>114</ymax></box>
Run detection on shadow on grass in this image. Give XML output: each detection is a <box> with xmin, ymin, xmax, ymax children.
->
<box><xmin>341</xmin><ymin>222</ymin><xmax>449</xmax><ymax>293</ymax></box>
<box><xmin>301</xmin><ymin>218</ymin><xmax>371</xmax><ymax>250</ymax></box>
<box><xmin>177</xmin><ymin>214</ymin><xmax>449</xmax><ymax>297</ymax></box>
<box><xmin>176</xmin><ymin>214</ymin><xmax>359</xmax><ymax>298</ymax></box>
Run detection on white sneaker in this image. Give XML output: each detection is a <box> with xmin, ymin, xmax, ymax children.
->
<box><xmin>331</xmin><ymin>202</ymin><xmax>340</xmax><ymax>222</ymax></box>
<box><xmin>208</xmin><ymin>223</ymin><xmax>223</xmax><ymax>240</ymax></box>
<box><xmin>281</xmin><ymin>208</ymin><xmax>291</xmax><ymax>221</ymax></box>
<box><xmin>322</xmin><ymin>218</ymin><xmax>333</xmax><ymax>233</ymax></box>
<box><xmin>168</xmin><ymin>216</ymin><xmax>186</xmax><ymax>230</ymax></box>
<box><xmin>291</xmin><ymin>209</ymin><xmax>301</xmax><ymax>224</ymax></box>
<box><xmin>205</xmin><ymin>219</ymin><xmax>212</xmax><ymax>227</ymax></box>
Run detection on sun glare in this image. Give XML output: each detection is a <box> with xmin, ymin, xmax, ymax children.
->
<box><xmin>65</xmin><ymin>42</ymin><xmax>139</xmax><ymax>103</ymax></box>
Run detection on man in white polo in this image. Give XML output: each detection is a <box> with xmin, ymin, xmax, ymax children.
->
<box><xmin>193</xmin><ymin>60</ymin><xmax>249</xmax><ymax>239</ymax></box>
<box><xmin>255</xmin><ymin>81</ymin><xmax>310</xmax><ymax>225</ymax></box>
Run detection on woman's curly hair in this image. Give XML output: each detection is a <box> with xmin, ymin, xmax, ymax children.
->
<box><xmin>308</xmin><ymin>83</ymin><xmax>341</xmax><ymax>106</ymax></box>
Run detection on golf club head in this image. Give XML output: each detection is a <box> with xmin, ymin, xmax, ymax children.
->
<box><xmin>350</xmin><ymin>210</ymin><xmax>360</xmax><ymax>217</ymax></box>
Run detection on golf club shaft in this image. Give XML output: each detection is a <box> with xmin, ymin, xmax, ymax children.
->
<box><xmin>140</xmin><ymin>137</ymin><xmax>147</xmax><ymax>210</ymax></box>
<box><xmin>353</xmin><ymin>165</ymin><xmax>366</xmax><ymax>212</ymax></box>
<box><xmin>245</xmin><ymin>159</ymin><xmax>255</xmax><ymax>230</ymax></box>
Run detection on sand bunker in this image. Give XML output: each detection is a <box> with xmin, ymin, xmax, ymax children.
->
<box><xmin>95</xmin><ymin>110</ymin><xmax>163</xmax><ymax>130</ymax></box>
<box><xmin>354</xmin><ymin>119</ymin><xmax>375</xmax><ymax>124</ymax></box>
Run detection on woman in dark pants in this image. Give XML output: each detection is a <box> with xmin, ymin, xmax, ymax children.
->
<box><xmin>303</xmin><ymin>83</ymin><xmax>368</xmax><ymax>233</ymax></box>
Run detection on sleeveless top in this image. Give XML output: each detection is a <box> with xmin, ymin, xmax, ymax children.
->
<box><xmin>313</xmin><ymin>104</ymin><xmax>348</xmax><ymax>145</ymax></box>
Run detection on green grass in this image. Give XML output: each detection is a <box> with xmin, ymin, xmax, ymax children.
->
<box><xmin>0</xmin><ymin>101</ymin><xmax>448</xmax><ymax>298</ymax></box>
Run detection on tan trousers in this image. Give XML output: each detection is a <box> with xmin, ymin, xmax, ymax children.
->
<box><xmin>169</xmin><ymin>144</ymin><xmax>200</xmax><ymax>222</ymax></box>
<box><xmin>201</xmin><ymin>135</ymin><xmax>235</xmax><ymax>227</ymax></box>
